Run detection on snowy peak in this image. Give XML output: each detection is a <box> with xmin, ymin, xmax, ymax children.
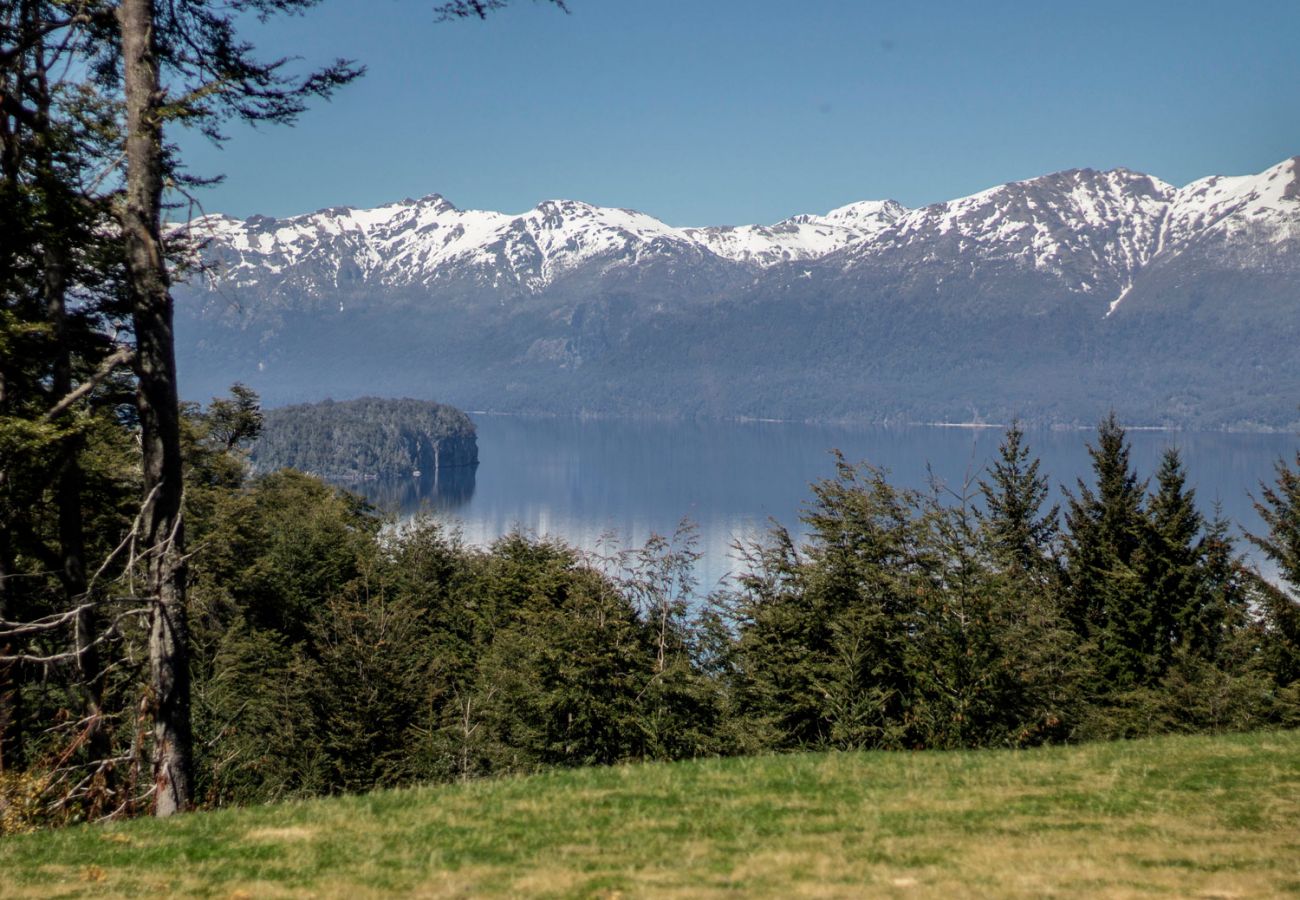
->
<box><xmin>683</xmin><ymin>197</ymin><xmax>904</xmax><ymax>266</ymax></box>
<box><xmin>481</xmin><ymin>200</ymin><xmax>700</xmax><ymax>284</ymax></box>
<box><xmin>521</xmin><ymin>199</ymin><xmax>682</xmax><ymax>245</ymax></box>
<box><xmin>414</xmin><ymin>193</ymin><xmax>457</xmax><ymax>213</ymax></box>
<box><xmin>885</xmin><ymin>167</ymin><xmax>1175</xmax><ymax>280</ymax></box>
<box><xmin>186</xmin><ymin>190</ymin><xmax>917</xmax><ymax>291</ymax></box>
<box><xmin>1166</xmin><ymin>156</ymin><xmax>1300</xmax><ymax>249</ymax></box>
<box><xmin>818</xmin><ymin>199</ymin><xmax>908</xmax><ymax>228</ymax></box>
<box><xmin>184</xmin><ymin>158</ymin><xmax>1300</xmax><ymax>299</ymax></box>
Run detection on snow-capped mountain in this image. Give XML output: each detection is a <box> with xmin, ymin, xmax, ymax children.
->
<box><xmin>1165</xmin><ymin>158</ymin><xmax>1300</xmax><ymax>254</ymax></box>
<box><xmin>682</xmin><ymin>200</ymin><xmax>907</xmax><ymax>266</ymax></box>
<box><xmin>186</xmin><ymin>191</ymin><xmax>909</xmax><ymax>300</ymax></box>
<box><xmin>186</xmin><ymin>158</ymin><xmax>1299</xmax><ymax>305</ymax></box>
<box><xmin>868</xmin><ymin>168</ymin><xmax>1173</xmax><ymax>303</ymax></box>
<box><xmin>176</xmin><ymin>157</ymin><xmax>1300</xmax><ymax>429</ymax></box>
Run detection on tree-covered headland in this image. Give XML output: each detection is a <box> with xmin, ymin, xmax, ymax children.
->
<box><xmin>250</xmin><ymin>397</ymin><xmax>478</xmax><ymax>481</ymax></box>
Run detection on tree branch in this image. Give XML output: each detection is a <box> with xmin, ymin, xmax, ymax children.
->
<box><xmin>40</xmin><ymin>345</ymin><xmax>134</xmax><ymax>422</ymax></box>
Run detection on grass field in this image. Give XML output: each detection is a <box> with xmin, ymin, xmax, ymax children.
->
<box><xmin>2</xmin><ymin>730</ymin><xmax>1298</xmax><ymax>898</ymax></box>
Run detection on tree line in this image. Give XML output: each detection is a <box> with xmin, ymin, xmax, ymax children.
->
<box><xmin>3</xmin><ymin>393</ymin><xmax>1298</xmax><ymax>831</ymax></box>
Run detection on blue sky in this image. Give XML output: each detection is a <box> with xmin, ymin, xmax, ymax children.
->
<box><xmin>177</xmin><ymin>0</ymin><xmax>1300</xmax><ymax>225</ymax></box>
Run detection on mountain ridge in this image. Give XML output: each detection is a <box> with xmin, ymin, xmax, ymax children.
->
<box><xmin>184</xmin><ymin>158</ymin><xmax>1298</xmax><ymax>296</ymax></box>
<box><xmin>175</xmin><ymin>157</ymin><xmax>1300</xmax><ymax>429</ymax></box>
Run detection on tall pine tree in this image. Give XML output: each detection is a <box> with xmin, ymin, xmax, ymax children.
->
<box><xmin>1143</xmin><ymin>448</ymin><xmax>1203</xmax><ymax>674</ymax></box>
<box><xmin>1249</xmin><ymin>454</ymin><xmax>1300</xmax><ymax>693</ymax></box>
<box><xmin>1062</xmin><ymin>414</ymin><xmax>1152</xmax><ymax>690</ymax></box>
<box><xmin>978</xmin><ymin>422</ymin><xmax>1059</xmax><ymax>580</ymax></box>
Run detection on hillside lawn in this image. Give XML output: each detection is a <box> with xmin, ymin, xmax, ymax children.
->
<box><xmin>2</xmin><ymin>730</ymin><xmax>1298</xmax><ymax>898</ymax></box>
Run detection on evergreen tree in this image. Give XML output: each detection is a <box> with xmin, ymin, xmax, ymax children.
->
<box><xmin>1191</xmin><ymin>505</ymin><xmax>1248</xmax><ymax>663</ymax></box>
<box><xmin>1249</xmin><ymin>454</ymin><xmax>1300</xmax><ymax>694</ymax></box>
<box><xmin>1152</xmin><ymin>503</ymin><xmax>1283</xmax><ymax>733</ymax></box>
<box><xmin>191</xmin><ymin>619</ymin><xmax>324</xmax><ymax>806</ymax></box>
<box><xmin>1143</xmin><ymin>448</ymin><xmax>1203</xmax><ymax>672</ymax></box>
<box><xmin>0</xmin><ymin>0</ymin><xmax>134</xmax><ymax>789</ymax></box>
<box><xmin>204</xmin><ymin>384</ymin><xmax>263</xmax><ymax>454</ymax></box>
<box><xmin>978</xmin><ymin>422</ymin><xmax>1059</xmax><ymax>580</ymax></box>
<box><xmin>1062</xmin><ymin>413</ymin><xmax>1152</xmax><ymax>690</ymax></box>
<box><xmin>1252</xmin><ymin>453</ymin><xmax>1300</xmax><ymax>590</ymax></box>
<box><xmin>454</xmin><ymin>534</ymin><xmax>654</xmax><ymax>772</ymax></box>
<box><xmin>913</xmin><ymin>482</ymin><xmax>1080</xmax><ymax>748</ymax></box>
<box><xmin>720</xmin><ymin>454</ymin><xmax>932</xmax><ymax>750</ymax></box>
<box><xmin>708</xmin><ymin>526</ymin><xmax>809</xmax><ymax>753</ymax></box>
<box><xmin>616</xmin><ymin>523</ymin><xmax>720</xmax><ymax>760</ymax></box>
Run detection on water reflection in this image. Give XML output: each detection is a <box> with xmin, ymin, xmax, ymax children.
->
<box><xmin>351</xmin><ymin>464</ymin><xmax>477</xmax><ymax>515</ymax></box>
<box><xmin>343</xmin><ymin>415</ymin><xmax>1297</xmax><ymax>592</ymax></box>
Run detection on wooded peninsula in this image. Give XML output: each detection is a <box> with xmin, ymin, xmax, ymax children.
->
<box><xmin>249</xmin><ymin>397</ymin><xmax>479</xmax><ymax>481</ymax></box>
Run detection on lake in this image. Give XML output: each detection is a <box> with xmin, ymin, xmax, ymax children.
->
<box><xmin>353</xmin><ymin>416</ymin><xmax>1298</xmax><ymax>592</ymax></box>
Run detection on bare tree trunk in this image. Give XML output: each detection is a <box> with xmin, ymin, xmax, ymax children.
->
<box><xmin>118</xmin><ymin>0</ymin><xmax>192</xmax><ymax>817</ymax></box>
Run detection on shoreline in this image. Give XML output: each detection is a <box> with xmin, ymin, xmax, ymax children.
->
<box><xmin>459</xmin><ymin>408</ymin><xmax>1297</xmax><ymax>437</ymax></box>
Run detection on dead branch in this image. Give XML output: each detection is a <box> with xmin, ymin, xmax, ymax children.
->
<box><xmin>0</xmin><ymin>602</ymin><xmax>101</xmax><ymax>638</ymax></box>
<box><xmin>0</xmin><ymin>608</ymin><xmax>149</xmax><ymax>664</ymax></box>
<box><xmin>86</xmin><ymin>483</ymin><xmax>160</xmax><ymax>599</ymax></box>
<box><xmin>40</xmin><ymin>345</ymin><xmax>134</xmax><ymax>423</ymax></box>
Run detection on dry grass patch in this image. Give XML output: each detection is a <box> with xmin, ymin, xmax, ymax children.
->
<box><xmin>243</xmin><ymin>825</ymin><xmax>317</xmax><ymax>842</ymax></box>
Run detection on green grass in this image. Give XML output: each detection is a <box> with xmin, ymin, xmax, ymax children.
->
<box><xmin>3</xmin><ymin>730</ymin><xmax>1299</xmax><ymax>898</ymax></box>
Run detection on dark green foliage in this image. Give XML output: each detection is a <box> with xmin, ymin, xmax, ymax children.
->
<box><xmin>466</xmin><ymin>537</ymin><xmax>650</xmax><ymax>770</ymax></box>
<box><xmin>1062</xmin><ymin>414</ymin><xmax>1157</xmax><ymax>690</ymax></box>
<box><xmin>0</xmin><ymin>0</ymin><xmax>138</xmax><ymax>793</ymax></box>
<box><xmin>309</xmin><ymin>592</ymin><xmax>431</xmax><ymax>792</ymax></box>
<box><xmin>185</xmin><ymin>477</ymin><xmax>723</xmax><ymax>800</ymax></box>
<box><xmin>911</xmin><ymin>486</ymin><xmax>1085</xmax><ymax>749</ymax></box>
<box><xmin>1251</xmin><ymin>452</ymin><xmax>1300</xmax><ymax>591</ymax></box>
<box><xmin>1143</xmin><ymin>448</ymin><xmax>1202</xmax><ymax>672</ymax></box>
<box><xmin>717</xmin><ymin>457</ymin><xmax>923</xmax><ymax>751</ymax></box>
<box><xmin>716</xmin><ymin>452</ymin><xmax>1086</xmax><ymax>753</ymax></box>
<box><xmin>204</xmin><ymin>384</ymin><xmax>263</xmax><ymax>453</ymax></box>
<box><xmin>192</xmin><ymin>620</ymin><xmax>325</xmax><ymax>806</ymax></box>
<box><xmin>1250</xmin><ymin>454</ymin><xmax>1300</xmax><ymax>692</ymax></box>
<box><xmin>1056</xmin><ymin>425</ymin><xmax>1287</xmax><ymax>739</ymax></box>
<box><xmin>189</xmin><ymin>468</ymin><xmax>378</xmax><ymax>643</ymax></box>
<box><xmin>250</xmin><ymin>397</ymin><xmax>478</xmax><ymax>480</ymax></box>
<box><xmin>978</xmin><ymin>421</ymin><xmax>1059</xmax><ymax>579</ymax></box>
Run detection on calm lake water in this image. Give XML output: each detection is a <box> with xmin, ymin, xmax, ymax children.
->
<box><xmin>353</xmin><ymin>416</ymin><xmax>1298</xmax><ymax>592</ymax></box>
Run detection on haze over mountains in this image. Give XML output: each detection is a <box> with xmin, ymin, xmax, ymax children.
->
<box><xmin>176</xmin><ymin>157</ymin><xmax>1300</xmax><ymax>428</ymax></box>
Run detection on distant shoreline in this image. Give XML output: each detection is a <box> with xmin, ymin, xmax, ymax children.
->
<box><xmin>456</xmin><ymin>408</ymin><xmax>1296</xmax><ymax>437</ymax></box>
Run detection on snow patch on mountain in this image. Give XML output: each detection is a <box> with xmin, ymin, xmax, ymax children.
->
<box><xmin>879</xmin><ymin>168</ymin><xmax>1175</xmax><ymax>285</ymax></box>
<box><xmin>182</xmin><ymin>158</ymin><xmax>1300</xmax><ymax>309</ymax></box>
<box><xmin>185</xmin><ymin>192</ymin><xmax>913</xmax><ymax>293</ymax></box>
<box><xmin>1166</xmin><ymin>157</ymin><xmax>1300</xmax><ymax>250</ymax></box>
<box><xmin>683</xmin><ymin>199</ymin><xmax>908</xmax><ymax>266</ymax></box>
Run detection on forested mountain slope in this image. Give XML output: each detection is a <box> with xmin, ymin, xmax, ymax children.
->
<box><xmin>175</xmin><ymin>158</ymin><xmax>1300</xmax><ymax>428</ymax></box>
